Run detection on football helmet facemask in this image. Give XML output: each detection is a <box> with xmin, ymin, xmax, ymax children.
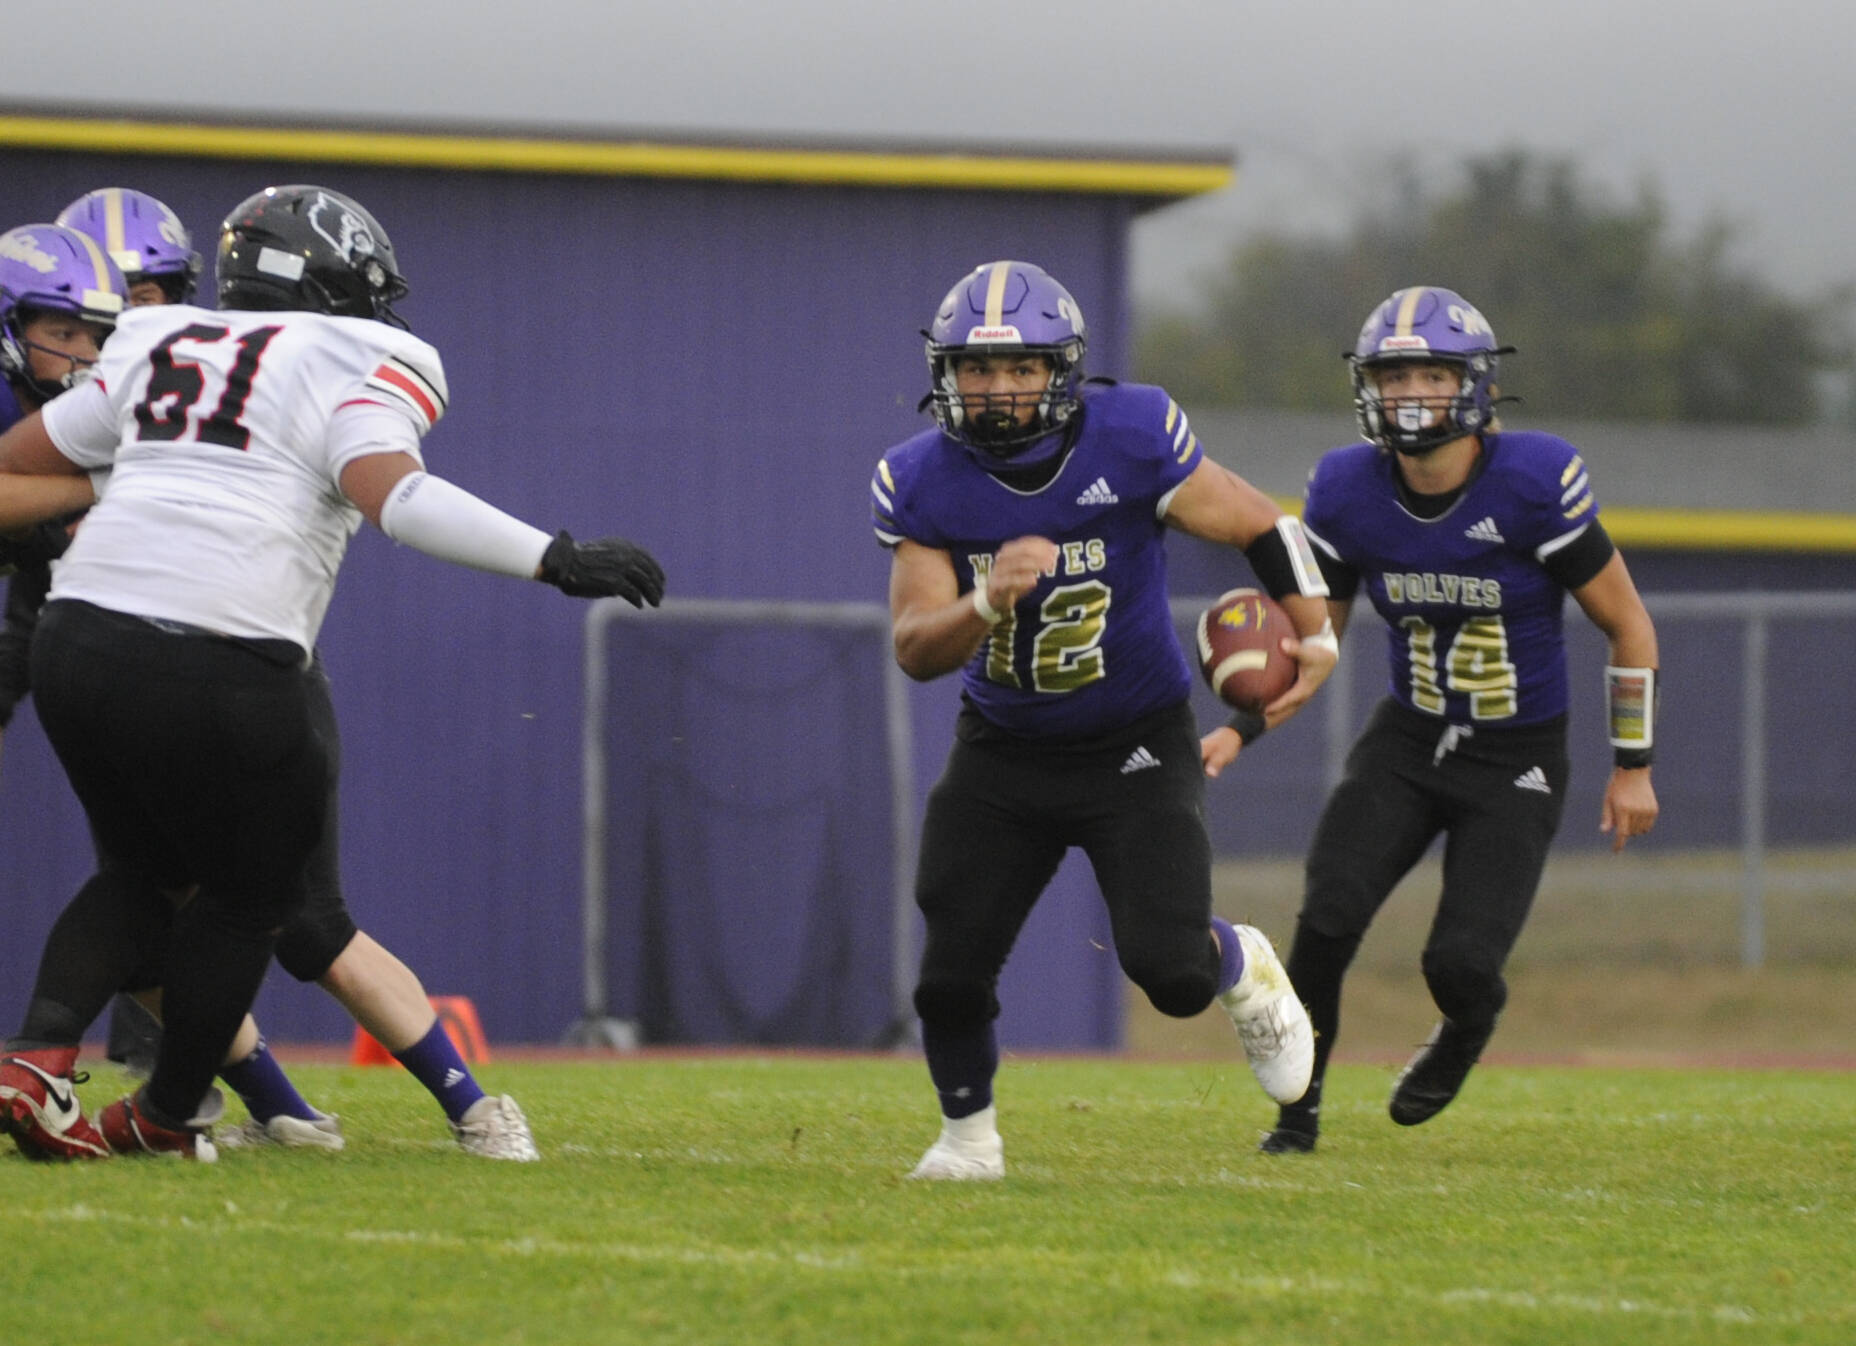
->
<box><xmin>925</xmin><ymin>260</ymin><xmax>1086</xmax><ymax>466</ymax></box>
<box><xmin>0</xmin><ymin>223</ymin><xmax>128</xmax><ymax>403</ymax></box>
<box><xmin>56</xmin><ymin>188</ymin><xmax>202</xmax><ymax>304</ymax></box>
<box><xmin>216</xmin><ymin>185</ymin><xmax>409</xmax><ymax>327</ymax></box>
<box><xmin>1347</xmin><ymin>286</ymin><xmax>1509</xmax><ymax>456</ymax></box>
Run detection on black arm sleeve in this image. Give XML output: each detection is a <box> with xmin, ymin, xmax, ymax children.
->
<box><xmin>1542</xmin><ymin>519</ymin><xmax>1616</xmax><ymax>591</ymax></box>
<box><xmin>1313</xmin><ymin>545</ymin><xmax>1360</xmax><ymax>603</ymax></box>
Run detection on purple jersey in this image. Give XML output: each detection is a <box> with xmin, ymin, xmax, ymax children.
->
<box><xmin>872</xmin><ymin>382</ymin><xmax>1203</xmax><ymax>738</ymax></box>
<box><xmin>1302</xmin><ymin>431</ymin><xmax>1600</xmax><ymax>727</ymax></box>
<box><xmin>0</xmin><ymin>377</ymin><xmax>22</xmax><ymax>435</ymax></box>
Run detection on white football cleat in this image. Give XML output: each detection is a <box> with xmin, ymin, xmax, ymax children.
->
<box><xmin>218</xmin><ymin>1110</ymin><xmax>345</xmax><ymax>1151</ymax></box>
<box><xmin>908</xmin><ymin>1105</ymin><xmax>1004</xmax><ymax>1181</ymax></box>
<box><xmin>453</xmin><ymin>1094</ymin><xmax>540</xmax><ymax>1161</ymax></box>
<box><xmin>1218</xmin><ymin>924</ymin><xmax>1315</xmax><ymax>1105</ymax></box>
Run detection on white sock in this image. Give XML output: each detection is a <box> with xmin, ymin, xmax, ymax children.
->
<box><xmin>943</xmin><ymin>1105</ymin><xmax>998</xmax><ymax>1141</ymax></box>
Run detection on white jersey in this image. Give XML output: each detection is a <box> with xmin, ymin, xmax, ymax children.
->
<box><xmin>43</xmin><ymin>304</ymin><xmax>448</xmax><ymax>651</ymax></box>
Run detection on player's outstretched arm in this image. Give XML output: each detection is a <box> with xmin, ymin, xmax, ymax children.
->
<box><xmin>340</xmin><ymin>449</ymin><xmax>663</xmax><ymax>606</ymax></box>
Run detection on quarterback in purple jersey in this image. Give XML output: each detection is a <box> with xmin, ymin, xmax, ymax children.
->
<box><xmin>1216</xmin><ymin>286</ymin><xmax>1660</xmax><ymax>1156</ymax></box>
<box><xmin>871</xmin><ymin>260</ymin><xmax>1337</xmax><ymax>1180</ymax></box>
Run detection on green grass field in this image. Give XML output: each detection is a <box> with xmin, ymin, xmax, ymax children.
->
<box><xmin>13</xmin><ymin>1053</ymin><xmax>1855</xmax><ymax>1345</ymax></box>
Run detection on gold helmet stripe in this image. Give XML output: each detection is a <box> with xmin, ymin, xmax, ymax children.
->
<box><xmin>102</xmin><ymin>187</ymin><xmax>128</xmax><ymax>254</ymax></box>
<box><xmin>67</xmin><ymin>228</ymin><xmax>125</xmax><ymax>313</ymax></box>
<box><xmin>1394</xmin><ymin>286</ymin><xmax>1426</xmax><ymax>336</ymax></box>
<box><xmin>983</xmin><ymin>261</ymin><xmax>1012</xmax><ymax>327</ymax></box>
<box><xmin>100</xmin><ymin>187</ymin><xmax>142</xmax><ymax>274</ymax></box>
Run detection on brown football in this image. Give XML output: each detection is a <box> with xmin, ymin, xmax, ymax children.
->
<box><xmin>1196</xmin><ymin>588</ymin><xmax>1296</xmax><ymax>712</ymax></box>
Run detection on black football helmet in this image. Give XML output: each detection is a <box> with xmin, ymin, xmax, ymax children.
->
<box><xmin>216</xmin><ymin>185</ymin><xmax>408</xmax><ymax>326</ymax></box>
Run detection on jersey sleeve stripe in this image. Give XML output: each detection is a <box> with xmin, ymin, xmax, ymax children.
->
<box><xmin>1165</xmin><ymin>399</ymin><xmax>1180</xmax><ymax>434</ymax></box>
<box><xmin>1535</xmin><ymin>520</ymin><xmax>1593</xmax><ymax>560</ymax></box>
<box><xmin>1562</xmin><ymin>493</ymin><xmax>1596</xmax><ymax>522</ymax></box>
<box><xmin>1171</xmin><ymin>413</ymin><xmax>1191</xmax><ymax>457</ymax></box>
<box><xmin>1560</xmin><ymin>471</ymin><xmax>1590</xmax><ymax>506</ymax></box>
<box><xmin>1302</xmin><ymin>522</ymin><xmax>1343</xmax><ymax>562</ymax></box>
<box><xmin>366</xmin><ymin>359</ymin><xmax>446</xmax><ymax>428</ymax></box>
<box><xmin>1560</xmin><ymin>455</ymin><xmax>1586</xmax><ymax>486</ymax></box>
<box><xmin>871</xmin><ymin>477</ymin><xmax>895</xmax><ymax>514</ymax></box>
<box><xmin>1177</xmin><ymin>431</ymin><xmax>1198</xmax><ymax>465</ymax></box>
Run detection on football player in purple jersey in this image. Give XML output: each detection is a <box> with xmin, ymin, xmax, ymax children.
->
<box><xmin>24</xmin><ymin>188</ymin><xmax>541</xmax><ymax>1160</ymax></box>
<box><xmin>0</xmin><ymin>223</ymin><xmax>129</xmax><ymax>758</ymax></box>
<box><xmin>871</xmin><ymin>260</ymin><xmax>1337</xmax><ymax>1179</ymax></box>
<box><xmin>1212</xmin><ymin>286</ymin><xmax>1660</xmax><ymax>1155</ymax></box>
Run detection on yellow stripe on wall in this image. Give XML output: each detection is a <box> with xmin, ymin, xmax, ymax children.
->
<box><xmin>0</xmin><ymin>113</ymin><xmax>1233</xmax><ymax>197</ymax></box>
<box><xmin>1271</xmin><ymin>497</ymin><xmax>1856</xmax><ymax>553</ymax></box>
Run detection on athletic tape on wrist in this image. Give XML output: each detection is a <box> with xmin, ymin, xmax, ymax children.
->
<box><xmin>1300</xmin><ymin>617</ymin><xmax>1338</xmax><ymax>660</ymax></box>
<box><xmin>971</xmin><ymin>586</ymin><xmax>1005</xmax><ymax>626</ymax></box>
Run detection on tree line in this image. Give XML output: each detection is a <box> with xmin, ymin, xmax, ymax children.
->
<box><xmin>1135</xmin><ymin>151</ymin><xmax>1854</xmax><ymax>426</ymax></box>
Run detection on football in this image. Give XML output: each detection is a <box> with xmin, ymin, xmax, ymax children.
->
<box><xmin>1196</xmin><ymin>588</ymin><xmax>1296</xmax><ymax>712</ymax></box>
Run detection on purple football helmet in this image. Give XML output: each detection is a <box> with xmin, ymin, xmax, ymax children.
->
<box><xmin>925</xmin><ymin>260</ymin><xmax>1087</xmax><ymax>463</ymax></box>
<box><xmin>1347</xmin><ymin>286</ymin><xmax>1506</xmax><ymax>455</ymax></box>
<box><xmin>0</xmin><ymin>223</ymin><xmax>128</xmax><ymax>402</ymax></box>
<box><xmin>56</xmin><ymin>188</ymin><xmax>202</xmax><ymax>304</ymax></box>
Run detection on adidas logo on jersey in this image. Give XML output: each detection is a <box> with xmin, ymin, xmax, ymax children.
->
<box><xmin>1120</xmin><ymin>746</ymin><xmax>1160</xmax><ymax>774</ymax></box>
<box><xmin>1464</xmin><ymin>516</ymin><xmax>1505</xmax><ymax>544</ymax></box>
<box><xmin>1513</xmin><ymin>766</ymin><xmax>1551</xmax><ymax>794</ymax></box>
<box><xmin>1077</xmin><ymin>477</ymin><xmax>1119</xmax><ymax>506</ymax></box>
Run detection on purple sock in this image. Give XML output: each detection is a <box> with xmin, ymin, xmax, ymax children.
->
<box><xmin>1211</xmin><ymin>917</ymin><xmax>1245</xmax><ymax>996</ymax></box>
<box><xmin>393</xmin><ymin>1020</ymin><xmax>486</xmax><ymax>1123</ymax></box>
<box><xmin>921</xmin><ymin>1021</ymin><xmax>998</xmax><ymax>1119</ymax></box>
<box><xmin>219</xmin><ymin>1037</ymin><xmax>320</xmax><ymax>1123</ymax></box>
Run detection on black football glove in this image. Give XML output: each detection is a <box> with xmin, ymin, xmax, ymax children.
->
<box><xmin>538</xmin><ymin>530</ymin><xmax>666</xmax><ymax>607</ymax></box>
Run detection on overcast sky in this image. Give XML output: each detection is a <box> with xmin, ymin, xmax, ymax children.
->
<box><xmin>8</xmin><ymin>0</ymin><xmax>1850</xmax><ymax>308</ymax></box>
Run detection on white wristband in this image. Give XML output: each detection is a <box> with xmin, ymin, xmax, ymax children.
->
<box><xmin>1606</xmin><ymin>665</ymin><xmax>1655</xmax><ymax>749</ymax></box>
<box><xmin>971</xmin><ymin>586</ymin><xmax>1005</xmax><ymax>626</ymax></box>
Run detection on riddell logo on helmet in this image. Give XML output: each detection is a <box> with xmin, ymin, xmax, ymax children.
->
<box><xmin>0</xmin><ymin>232</ymin><xmax>58</xmax><ymax>273</ymax></box>
<box><xmin>965</xmin><ymin>325</ymin><xmax>1024</xmax><ymax>343</ymax></box>
<box><xmin>1378</xmin><ymin>335</ymin><xmax>1431</xmax><ymax>352</ymax></box>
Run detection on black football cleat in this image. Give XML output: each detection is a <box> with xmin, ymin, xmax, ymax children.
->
<box><xmin>1388</xmin><ymin>1018</ymin><xmax>1495</xmax><ymax>1126</ymax></box>
<box><xmin>1258</xmin><ymin>1126</ymin><xmax>1317</xmax><ymax>1155</ymax></box>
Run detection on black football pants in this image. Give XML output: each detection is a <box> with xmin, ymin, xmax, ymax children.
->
<box><xmin>913</xmin><ymin>699</ymin><xmax>1222</xmax><ymax>1032</ymax></box>
<box><xmin>1287</xmin><ymin>697</ymin><xmax>1569</xmax><ymax>1093</ymax></box>
<box><xmin>30</xmin><ymin>600</ymin><xmax>329</xmax><ymax>1127</ymax></box>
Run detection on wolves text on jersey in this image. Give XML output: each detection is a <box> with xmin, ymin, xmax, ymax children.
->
<box><xmin>1382</xmin><ymin>571</ymin><xmax>1503</xmax><ymax>609</ymax></box>
<box><xmin>967</xmin><ymin>537</ymin><xmax>1106</xmax><ymax>586</ymax></box>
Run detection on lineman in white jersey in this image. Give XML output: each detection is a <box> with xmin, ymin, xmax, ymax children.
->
<box><xmin>42</xmin><ymin>303</ymin><xmax>450</xmax><ymax>647</ymax></box>
<box><xmin>0</xmin><ymin>184</ymin><xmax>663</xmax><ymax>1159</ymax></box>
